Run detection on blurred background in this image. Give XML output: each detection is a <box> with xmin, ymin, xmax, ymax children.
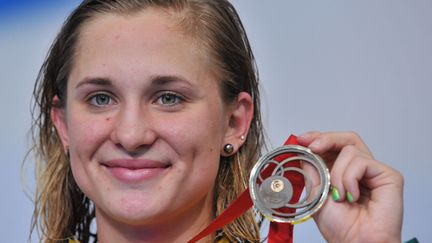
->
<box><xmin>1</xmin><ymin>0</ymin><xmax>430</xmax><ymax>242</ymax></box>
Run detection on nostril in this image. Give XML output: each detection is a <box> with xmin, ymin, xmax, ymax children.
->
<box><xmin>114</xmin><ymin>143</ymin><xmax>149</xmax><ymax>156</ymax></box>
<box><xmin>109</xmin><ymin>111</ymin><xmax>158</xmax><ymax>153</ymax></box>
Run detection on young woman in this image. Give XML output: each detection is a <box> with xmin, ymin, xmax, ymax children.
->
<box><xmin>31</xmin><ymin>0</ymin><xmax>403</xmax><ymax>242</ymax></box>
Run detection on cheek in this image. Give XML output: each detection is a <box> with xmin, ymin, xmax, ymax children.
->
<box><xmin>68</xmin><ymin>114</ymin><xmax>113</xmax><ymax>159</ymax></box>
<box><xmin>68</xmin><ymin>114</ymin><xmax>114</xmax><ymax>194</ymax></box>
<box><xmin>165</xmin><ymin>111</ymin><xmax>224</xmax><ymax>151</ymax></box>
<box><xmin>161</xmin><ymin>115</ymin><xmax>223</xmax><ymax>201</ymax></box>
<box><xmin>159</xmin><ymin>107</ymin><xmax>226</xmax><ymax>173</ymax></box>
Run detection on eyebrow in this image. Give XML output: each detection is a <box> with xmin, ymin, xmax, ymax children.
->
<box><xmin>150</xmin><ymin>75</ymin><xmax>193</xmax><ymax>88</ymax></box>
<box><xmin>74</xmin><ymin>75</ymin><xmax>193</xmax><ymax>89</ymax></box>
<box><xmin>75</xmin><ymin>78</ymin><xmax>112</xmax><ymax>88</ymax></box>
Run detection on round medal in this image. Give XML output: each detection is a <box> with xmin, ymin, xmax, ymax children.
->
<box><xmin>249</xmin><ymin>145</ymin><xmax>331</xmax><ymax>223</ymax></box>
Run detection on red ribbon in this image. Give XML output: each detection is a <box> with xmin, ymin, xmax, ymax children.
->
<box><xmin>188</xmin><ymin>135</ymin><xmax>304</xmax><ymax>243</ymax></box>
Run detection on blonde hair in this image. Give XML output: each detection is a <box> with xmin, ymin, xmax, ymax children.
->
<box><xmin>31</xmin><ymin>0</ymin><xmax>264</xmax><ymax>242</ymax></box>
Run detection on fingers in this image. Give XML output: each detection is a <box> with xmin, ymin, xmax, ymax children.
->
<box><xmin>333</xmin><ymin>155</ymin><xmax>403</xmax><ymax>204</ymax></box>
<box><xmin>297</xmin><ymin>131</ymin><xmax>404</xmax><ymax>243</ymax></box>
<box><xmin>298</xmin><ymin>131</ymin><xmax>373</xmax><ymax>156</ymax></box>
<box><xmin>297</xmin><ymin>131</ymin><xmax>401</xmax><ymax>204</ymax></box>
<box><xmin>328</xmin><ymin>143</ymin><xmax>376</xmax><ymax>199</ymax></box>
<box><xmin>332</xmin><ymin>155</ymin><xmax>372</xmax><ymax>203</ymax></box>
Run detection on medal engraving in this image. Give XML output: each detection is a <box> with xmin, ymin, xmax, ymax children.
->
<box><xmin>249</xmin><ymin>145</ymin><xmax>331</xmax><ymax>224</ymax></box>
<box><xmin>270</xmin><ymin>178</ymin><xmax>284</xmax><ymax>192</ymax></box>
<box><xmin>259</xmin><ymin>176</ymin><xmax>293</xmax><ymax>209</ymax></box>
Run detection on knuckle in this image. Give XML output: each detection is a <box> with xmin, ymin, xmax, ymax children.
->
<box><xmin>346</xmin><ymin>131</ymin><xmax>361</xmax><ymax>141</ymax></box>
<box><xmin>340</xmin><ymin>144</ymin><xmax>357</xmax><ymax>155</ymax></box>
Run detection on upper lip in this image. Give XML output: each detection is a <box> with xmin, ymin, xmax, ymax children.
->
<box><xmin>102</xmin><ymin>159</ymin><xmax>170</xmax><ymax>169</ymax></box>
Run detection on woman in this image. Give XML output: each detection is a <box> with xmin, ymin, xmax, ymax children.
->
<box><xmin>31</xmin><ymin>0</ymin><xmax>403</xmax><ymax>242</ymax></box>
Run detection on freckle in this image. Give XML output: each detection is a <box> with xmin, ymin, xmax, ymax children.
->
<box><xmin>106</xmin><ymin>117</ymin><xmax>111</xmax><ymax>121</ymax></box>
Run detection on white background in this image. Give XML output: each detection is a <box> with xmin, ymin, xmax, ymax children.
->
<box><xmin>1</xmin><ymin>1</ymin><xmax>430</xmax><ymax>242</ymax></box>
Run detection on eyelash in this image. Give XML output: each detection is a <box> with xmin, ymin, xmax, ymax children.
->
<box><xmin>153</xmin><ymin>91</ymin><xmax>185</xmax><ymax>107</ymax></box>
<box><xmin>86</xmin><ymin>91</ymin><xmax>185</xmax><ymax>108</ymax></box>
<box><xmin>87</xmin><ymin>92</ymin><xmax>116</xmax><ymax>107</ymax></box>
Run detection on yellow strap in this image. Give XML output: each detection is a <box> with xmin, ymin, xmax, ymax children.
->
<box><xmin>69</xmin><ymin>236</ymin><xmax>231</xmax><ymax>242</ymax></box>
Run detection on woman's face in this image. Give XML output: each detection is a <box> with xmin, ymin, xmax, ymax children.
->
<box><xmin>52</xmin><ymin>9</ymin><xmax>248</xmax><ymax>227</ymax></box>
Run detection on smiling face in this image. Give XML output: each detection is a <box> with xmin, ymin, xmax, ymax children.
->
<box><xmin>51</xmin><ymin>8</ymin><xmax>240</xmax><ymax>234</ymax></box>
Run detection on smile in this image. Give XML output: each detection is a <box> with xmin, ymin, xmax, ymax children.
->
<box><xmin>102</xmin><ymin>159</ymin><xmax>171</xmax><ymax>183</ymax></box>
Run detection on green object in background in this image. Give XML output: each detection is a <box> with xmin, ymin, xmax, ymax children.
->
<box><xmin>405</xmin><ymin>237</ymin><xmax>419</xmax><ymax>243</ymax></box>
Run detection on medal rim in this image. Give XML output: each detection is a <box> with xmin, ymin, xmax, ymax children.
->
<box><xmin>249</xmin><ymin>145</ymin><xmax>331</xmax><ymax>224</ymax></box>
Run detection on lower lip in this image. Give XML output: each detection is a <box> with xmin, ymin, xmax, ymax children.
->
<box><xmin>104</xmin><ymin>166</ymin><xmax>168</xmax><ymax>183</ymax></box>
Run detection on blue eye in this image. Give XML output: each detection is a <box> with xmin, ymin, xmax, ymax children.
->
<box><xmin>90</xmin><ymin>93</ymin><xmax>113</xmax><ymax>106</ymax></box>
<box><xmin>156</xmin><ymin>92</ymin><xmax>182</xmax><ymax>106</ymax></box>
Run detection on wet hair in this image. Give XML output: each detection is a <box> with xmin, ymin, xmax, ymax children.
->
<box><xmin>31</xmin><ymin>0</ymin><xmax>264</xmax><ymax>242</ymax></box>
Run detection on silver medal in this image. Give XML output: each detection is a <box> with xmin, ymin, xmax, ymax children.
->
<box><xmin>249</xmin><ymin>145</ymin><xmax>331</xmax><ymax>224</ymax></box>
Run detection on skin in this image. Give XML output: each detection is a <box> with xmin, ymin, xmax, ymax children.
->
<box><xmin>51</xmin><ymin>8</ymin><xmax>253</xmax><ymax>243</ymax></box>
<box><xmin>298</xmin><ymin>131</ymin><xmax>404</xmax><ymax>243</ymax></box>
<box><xmin>50</xmin><ymin>7</ymin><xmax>404</xmax><ymax>243</ymax></box>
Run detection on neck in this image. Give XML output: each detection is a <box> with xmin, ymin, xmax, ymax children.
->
<box><xmin>95</xmin><ymin>194</ymin><xmax>214</xmax><ymax>243</ymax></box>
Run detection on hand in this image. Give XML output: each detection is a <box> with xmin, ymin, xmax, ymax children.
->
<box><xmin>297</xmin><ymin>131</ymin><xmax>404</xmax><ymax>243</ymax></box>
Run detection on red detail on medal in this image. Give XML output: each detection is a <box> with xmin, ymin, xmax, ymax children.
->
<box><xmin>188</xmin><ymin>135</ymin><xmax>304</xmax><ymax>243</ymax></box>
<box><xmin>268</xmin><ymin>135</ymin><xmax>304</xmax><ymax>243</ymax></box>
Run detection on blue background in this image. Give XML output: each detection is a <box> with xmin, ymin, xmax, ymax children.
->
<box><xmin>1</xmin><ymin>0</ymin><xmax>431</xmax><ymax>242</ymax></box>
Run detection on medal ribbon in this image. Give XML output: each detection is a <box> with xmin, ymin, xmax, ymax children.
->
<box><xmin>188</xmin><ymin>135</ymin><xmax>305</xmax><ymax>243</ymax></box>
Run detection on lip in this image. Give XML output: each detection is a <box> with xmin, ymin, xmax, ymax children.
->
<box><xmin>102</xmin><ymin>159</ymin><xmax>170</xmax><ymax>183</ymax></box>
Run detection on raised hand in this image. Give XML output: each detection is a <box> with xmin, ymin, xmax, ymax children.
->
<box><xmin>297</xmin><ymin>131</ymin><xmax>403</xmax><ymax>243</ymax></box>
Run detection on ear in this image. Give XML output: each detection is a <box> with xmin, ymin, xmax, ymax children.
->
<box><xmin>222</xmin><ymin>91</ymin><xmax>254</xmax><ymax>155</ymax></box>
<box><xmin>50</xmin><ymin>96</ymin><xmax>69</xmax><ymax>152</ymax></box>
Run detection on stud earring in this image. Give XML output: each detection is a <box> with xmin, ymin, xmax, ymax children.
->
<box><xmin>240</xmin><ymin>135</ymin><xmax>245</xmax><ymax>141</ymax></box>
<box><xmin>223</xmin><ymin>144</ymin><xmax>234</xmax><ymax>155</ymax></box>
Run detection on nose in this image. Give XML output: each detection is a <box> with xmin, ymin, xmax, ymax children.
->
<box><xmin>110</xmin><ymin>105</ymin><xmax>157</xmax><ymax>153</ymax></box>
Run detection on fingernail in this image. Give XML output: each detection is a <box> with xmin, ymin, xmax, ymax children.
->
<box><xmin>346</xmin><ymin>191</ymin><xmax>354</xmax><ymax>203</ymax></box>
<box><xmin>331</xmin><ymin>187</ymin><xmax>340</xmax><ymax>202</ymax></box>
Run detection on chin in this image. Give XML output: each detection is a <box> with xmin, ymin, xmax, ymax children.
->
<box><xmin>96</xmin><ymin>192</ymin><xmax>172</xmax><ymax>225</ymax></box>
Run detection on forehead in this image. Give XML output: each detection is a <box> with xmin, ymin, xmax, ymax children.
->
<box><xmin>70</xmin><ymin>8</ymin><xmax>219</xmax><ymax>85</ymax></box>
<box><xmin>76</xmin><ymin>8</ymin><xmax>195</xmax><ymax>59</ymax></box>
